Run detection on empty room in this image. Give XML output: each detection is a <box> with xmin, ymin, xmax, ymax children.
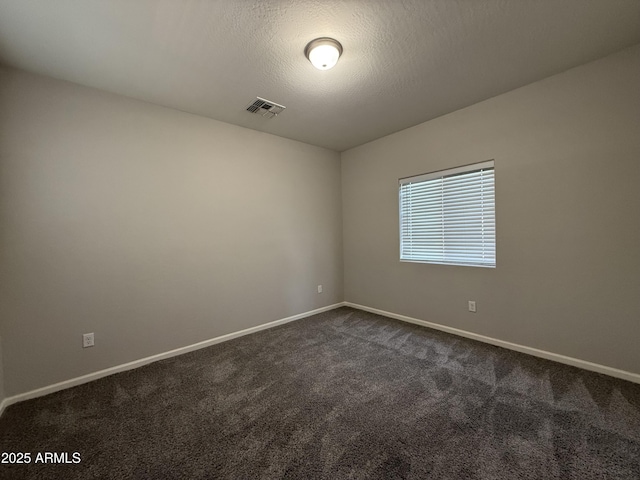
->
<box><xmin>1</xmin><ymin>1</ymin><xmax>639</xmax><ymax>479</ymax></box>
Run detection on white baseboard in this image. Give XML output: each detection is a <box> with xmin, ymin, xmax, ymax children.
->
<box><xmin>345</xmin><ymin>302</ymin><xmax>640</xmax><ymax>385</ymax></box>
<box><xmin>3</xmin><ymin>300</ymin><xmax>636</xmax><ymax>418</ymax></box>
<box><xmin>0</xmin><ymin>302</ymin><xmax>346</xmax><ymax>416</ymax></box>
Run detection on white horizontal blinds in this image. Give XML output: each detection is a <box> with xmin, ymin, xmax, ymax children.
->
<box><xmin>399</xmin><ymin>161</ymin><xmax>495</xmax><ymax>267</ymax></box>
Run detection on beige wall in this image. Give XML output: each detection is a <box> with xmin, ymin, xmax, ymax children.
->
<box><xmin>342</xmin><ymin>45</ymin><xmax>640</xmax><ymax>374</ymax></box>
<box><xmin>0</xmin><ymin>68</ymin><xmax>343</xmax><ymax>397</ymax></box>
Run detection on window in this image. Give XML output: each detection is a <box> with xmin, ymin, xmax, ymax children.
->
<box><xmin>399</xmin><ymin>160</ymin><xmax>495</xmax><ymax>267</ymax></box>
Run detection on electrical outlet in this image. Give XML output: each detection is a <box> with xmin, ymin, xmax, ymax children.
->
<box><xmin>83</xmin><ymin>333</ymin><xmax>95</xmax><ymax>348</ymax></box>
<box><xmin>317</xmin><ymin>285</ymin><xmax>323</xmax><ymax>294</ymax></box>
<box><xmin>468</xmin><ymin>301</ymin><xmax>477</xmax><ymax>313</ymax></box>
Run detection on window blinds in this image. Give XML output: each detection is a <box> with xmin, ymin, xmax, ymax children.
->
<box><xmin>399</xmin><ymin>161</ymin><xmax>495</xmax><ymax>267</ymax></box>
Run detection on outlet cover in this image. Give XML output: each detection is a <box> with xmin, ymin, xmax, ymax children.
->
<box><xmin>83</xmin><ymin>333</ymin><xmax>95</xmax><ymax>348</ymax></box>
<box><xmin>468</xmin><ymin>301</ymin><xmax>477</xmax><ymax>313</ymax></box>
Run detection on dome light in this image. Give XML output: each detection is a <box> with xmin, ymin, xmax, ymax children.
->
<box><xmin>304</xmin><ymin>38</ymin><xmax>343</xmax><ymax>70</ymax></box>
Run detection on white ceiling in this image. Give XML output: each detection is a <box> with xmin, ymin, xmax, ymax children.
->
<box><xmin>1</xmin><ymin>1</ymin><xmax>639</xmax><ymax>152</ymax></box>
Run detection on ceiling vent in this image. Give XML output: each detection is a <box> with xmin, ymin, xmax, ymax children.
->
<box><xmin>246</xmin><ymin>97</ymin><xmax>286</xmax><ymax>118</ymax></box>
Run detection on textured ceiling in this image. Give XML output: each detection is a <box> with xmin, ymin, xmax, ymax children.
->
<box><xmin>0</xmin><ymin>1</ymin><xmax>639</xmax><ymax>152</ymax></box>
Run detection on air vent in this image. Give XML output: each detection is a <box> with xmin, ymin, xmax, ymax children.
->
<box><xmin>246</xmin><ymin>97</ymin><xmax>286</xmax><ymax>118</ymax></box>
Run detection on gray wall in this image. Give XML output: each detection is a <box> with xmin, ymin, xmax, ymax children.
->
<box><xmin>0</xmin><ymin>337</ymin><xmax>4</xmax><ymax>403</ymax></box>
<box><xmin>0</xmin><ymin>68</ymin><xmax>343</xmax><ymax>397</ymax></box>
<box><xmin>1</xmin><ymin>45</ymin><xmax>638</xmax><ymax>400</ymax></box>
<box><xmin>342</xmin><ymin>45</ymin><xmax>640</xmax><ymax>374</ymax></box>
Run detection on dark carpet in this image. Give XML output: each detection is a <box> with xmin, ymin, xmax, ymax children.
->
<box><xmin>1</xmin><ymin>307</ymin><xmax>639</xmax><ymax>479</ymax></box>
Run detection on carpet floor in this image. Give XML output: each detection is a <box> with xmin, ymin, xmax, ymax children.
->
<box><xmin>1</xmin><ymin>307</ymin><xmax>639</xmax><ymax>479</ymax></box>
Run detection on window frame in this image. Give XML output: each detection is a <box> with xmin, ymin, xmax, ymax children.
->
<box><xmin>398</xmin><ymin>160</ymin><xmax>496</xmax><ymax>268</ymax></box>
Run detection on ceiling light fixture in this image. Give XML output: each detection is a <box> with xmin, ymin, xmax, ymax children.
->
<box><xmin>304</xmin><ymin>37</ymin><xmax>343</xmax><ymax>70</ymax></box>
